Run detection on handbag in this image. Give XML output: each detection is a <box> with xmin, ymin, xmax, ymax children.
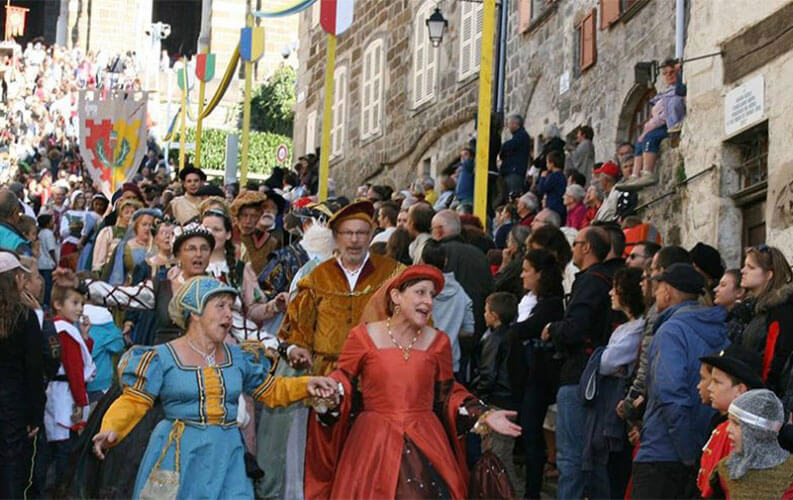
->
<box><xmin>139</xmin><ymin>420</ymin><xmax>185</xmax><ymax>500</ymax></box>
<box><xmin>468</xmin><ymin>446</ymin><xmax>516</xmax><ymax>500</ymax></box>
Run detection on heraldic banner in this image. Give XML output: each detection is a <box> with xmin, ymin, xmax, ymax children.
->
<box><xmin>78</xmin><ymin>90</ymin><xmax>148</xmax><ymax>198</ymax></box>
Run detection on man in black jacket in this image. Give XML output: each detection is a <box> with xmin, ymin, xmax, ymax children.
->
<box><xmin>499</xmin><ymin>114</ymin><xmax>531</xmax><ymax>195</ymax></box>
<box><xmin>432</xmin><ymin>209</ymin><xmax>494</xmax><ymax>381</ymax></box>
<box><xmin>541</xmin><ymin>226</ymin><xmax>613</xmax><ymax>499</ymax></box>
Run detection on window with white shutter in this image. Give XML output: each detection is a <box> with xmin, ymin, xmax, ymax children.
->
<box><xmin>331</xmin><ymin>66</ymin><xmax>347</xmax><ymax>159</ymax></box>
<box><xmin>361</xmin><ymin>39</ymin><xmax>384</xmax><ymax>140</ymax></box>
<box><xmin>412</xmin><ymin>2</ymin><xmax>437</xmax><ymax>107</ymax></box>
<box><xmin>459</xmin><ymin>3</ymin><xmax>483</xmax><ymax>80</ymax></box>
<box><xmin>305</xmin><ymin>109</ymin><xmax>317</xmax><ymax>155</ymax></box>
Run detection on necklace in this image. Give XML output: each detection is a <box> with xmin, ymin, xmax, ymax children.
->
<box><xmin>186</xmin><ymin>337</ymin><xmax>218</xmax><ymax>367</ymax></box>
<box><xmin>386</xmin><ymin>316</ymin><xmax>422</xmax><ymax>361</ymax></box>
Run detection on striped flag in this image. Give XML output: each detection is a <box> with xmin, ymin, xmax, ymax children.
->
<box><xmin>320</xmin><ymin>0</ymin><xmax>355</xmax><ymax>36</ymax></box>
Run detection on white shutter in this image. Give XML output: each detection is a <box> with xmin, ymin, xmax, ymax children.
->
<box><xmin>331</xmin><ymin>66</ymin><xmax>347</xmax><ymax>158</ymax></box>
<box><xmin>371</xmin><ymin>43</ymin><xmax>382</xmax><ymax>134</ymax></box>
<box><xmin>459</xmin><ymin>3</ymin><xmax>473</xmax><ymax>79</ymax></box>
<box><xmin>459</xmin><ymin>3</ymin><xmax>483</xmax><ymax>80</ymax></box>
<box><xmin>413</xmin><ymin>2</ymin><xmax>436</xmax><ymax>107</ymax></box>
<box><xmin>305</xmin><ymin>110</ymin><xmax>317</xmax><ymax>155</ymax></box>
<box><xmin>311</xmin><ymin>2</ymin><xmax>320</xmax><ymax>28</ymax></box>
<box><xmin>361</xmin><ymin>39</ymin><xmax>384</xmax><ymax>139</ymax></box>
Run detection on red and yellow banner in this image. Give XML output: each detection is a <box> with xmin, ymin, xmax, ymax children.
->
<box><xmin>5</xmin><ymin>5</ymin><xmax>28</xmax><ymax>40</ymax></box>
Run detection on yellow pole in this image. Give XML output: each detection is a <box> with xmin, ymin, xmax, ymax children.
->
<box><xmin>178</xmin><ymin>61</ymin><xmax>188</xmax><ymax>171</ymax></box>
<box><xmin>474</xmin><ymin>0</ymin><xmax>496</xmax><ymax>222</ymax></box>
<box><xmin>240</xmin><ymin>14</ymin><xmax>254</xmax><ymax>185</ymax></box>
<box><xmin>318</xmin><ymin>33</ymin><xmax>336</xmax><ymax>201</ymax></box>
<box><xmin>195</xmin><ymin>55</ymin><xmax>207</xmax><ymax>167</ymax></box>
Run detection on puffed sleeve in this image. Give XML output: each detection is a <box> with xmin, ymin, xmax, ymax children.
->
<box><xmin>238</xmin><ymin>341</ymin><xmax>311</xmax><ymax>407</ymax></box>
<box><xmin>100</xmin><ymin>346</ymin><xmax>163</xmax><ymax>444</ymax></box>
<box><xmin>278</xmin><ymin>280</ymin><xmax>318</xmax><ymax>348</ymax></box>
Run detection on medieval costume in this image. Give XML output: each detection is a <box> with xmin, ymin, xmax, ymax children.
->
<box><xmin>98</xmin><ymin>277</ymin><xmax>312</xmax><ymax>499</ymax></box>
<box><xmin>710</xmin><ymin>389</ymin><xmax>793</xmax><ymax>499</ymax></box>
<box><xmin>168</xmin><ymin>165</ymin><xmax>206</xmax><ymax>225</ymax></box>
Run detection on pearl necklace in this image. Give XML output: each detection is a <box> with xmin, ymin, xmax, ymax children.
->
<box><xmin>386</xmin><ymin>316</ymin><xmax>422</xmax><ymax>361</ymax></box>
<box><xmin>186</xmin><ymin>338</ymin><xmax>218</xmax><ymax>367</ymax></box>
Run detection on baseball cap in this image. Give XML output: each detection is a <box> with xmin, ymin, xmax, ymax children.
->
<box><xmin>650</xmin><ymin>262</ymin><xmax>705</xmax><ymax>294</ymax></box>
<box><xmin>594</xmin><ymin>161</ymin><xmax>620</xmax><ymax>179</ymax></box>
<box><xmin>0</xmin><ymin>251</ymin><xmax>31</xmax><ymax>274</ymax></box>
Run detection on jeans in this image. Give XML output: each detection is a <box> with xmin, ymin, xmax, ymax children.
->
<box><xmin>520</xmin><ymin>381</ymin><xmax>555</xmax><ymax>499</ymax></box>
<box><xmin>555</xmin><ymin>384</ymin><xmax>586</xmax><ymax>499</ymax></box>
<box><xmin>40</xmin><ymin>269</ymin><xmax>53</xmax><ymax>309</ymax></box>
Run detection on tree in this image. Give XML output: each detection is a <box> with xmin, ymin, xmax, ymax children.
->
<box><xmin>249</xmin><ymin>65</ymin><xmax>296</xmax><ymax>136</ymax></box>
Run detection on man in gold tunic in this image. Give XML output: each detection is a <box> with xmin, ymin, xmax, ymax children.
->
<box><xmin>280</xmin><ymin>200</ymin><xmax>402</xmax><ymax>376</ymax></box>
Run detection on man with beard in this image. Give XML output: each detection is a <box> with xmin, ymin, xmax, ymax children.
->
<box><xmin>278</xmin><ymin>200</ymin><xmax>401</xmax><ymax>498</ymax></box>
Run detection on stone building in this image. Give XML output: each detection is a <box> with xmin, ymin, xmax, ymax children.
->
<box><xmin>674</xmin><ymin>0</ymin><xmax>793</xmax><ymax>266</ymax></box>
<box><xmin>293</xmin><ymin>0</ymin><xmax>487</xmax><ymax>190</ymax></box>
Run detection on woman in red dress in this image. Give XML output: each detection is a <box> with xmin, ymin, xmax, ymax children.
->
<box><xmin>308</xmin><ymin>265</ymin><xmax>521</xmax><ymax>499</ymax></box>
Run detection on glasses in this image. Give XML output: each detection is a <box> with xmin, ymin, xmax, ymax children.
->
<box><xmin>337</xmin><ymin>230</ymin><xmax>370</xmax><ymax>239</ymax></box>
<box><xmin>181</xmin><ymin>244</ymin><xmax>211</xmax><ymax>254</ymax></box>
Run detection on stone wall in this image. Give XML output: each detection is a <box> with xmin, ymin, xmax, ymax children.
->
<box><xmin>293</xmin><ymin>0</ymin><xmax>484</xmax><ymax>195</ymax></box>
<box><xmin>503</xmin><ymin>0</ymin><xmax>676</xmax><ymax>162</ymax></box>
<box><xmin>679</xmin><ymin>0</ymin><xmax>793</xmax><ymax>266</ymax></box>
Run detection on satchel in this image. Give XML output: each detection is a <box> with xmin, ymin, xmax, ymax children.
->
<box><xmin>139</xmin><ymin>420</ymin><xmax>185</xmax><ymax>500</ymax></box>
<box><xmin>468</xmin><ymin>448</ymin><xmax>516</xmax><ymax>500</ymax></box>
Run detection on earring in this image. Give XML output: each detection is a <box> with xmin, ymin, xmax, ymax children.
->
<box><xmin>393</xmin><ymin>305</ymin><xmax>401</xmax><ymax>317</ymax></box>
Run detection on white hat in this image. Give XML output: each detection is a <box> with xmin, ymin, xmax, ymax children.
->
<box><xmin>0</xmin><ymin>251</ymin><xmax>30</xmax><ymax>274</ymax></box>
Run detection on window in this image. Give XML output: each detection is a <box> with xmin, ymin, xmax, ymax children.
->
<box><xmin>412</xmin><ymin>2</ymin><xmax>438</xmax><ymax>107</ymax></box>
<box><xmin>331</xmin><ymin>66</ymin><xmax>347</xmax><ymax>159</ymax></box>
<box><xmin>458</xmin><ymin>3</ymin><xmax>483</xmax><ymax>80</ymax></box>
<box><xmin>578</xmin><ymin>10</ymin><xmax>597</xmax><ymax>71</ymax></box>
<box><xmin>305</xmin><ymin>110</ymin><xmax>317</xmax><ymax>156</ymax></box>
<box><xmin>519</xmin><ymin>0</ymin><xmax>554</xmax><ymax>32</ymax></box>
<box><xmin>628</xmin><ymin>88</ymin><xmax>655</xmax><ymax>144</ymax></box>
<box><xmin>361</xmin><ymin>39</ymin><xmax>384</xmax><ymax>140</ymax></box>
<box><xmin>725</xmin><ymin>122</ymin><xmax>768</xmax><ymax>250</ymax></box>
<box><xmin>312</xmin><ymin>2</ymin><xmax>320</xmax><ymax>28</ymax></box>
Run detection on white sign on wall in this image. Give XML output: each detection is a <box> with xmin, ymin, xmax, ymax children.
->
<box><xmin>724</xmin><ymin>75</ymin><xmax>764</xmax><ymax>136</ymax></box>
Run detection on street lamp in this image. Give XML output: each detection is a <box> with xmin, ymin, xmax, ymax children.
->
<box><xmin>425</xmin><ymin>7</ymin><xmax>448</xmax><ymax>48</ymax></box>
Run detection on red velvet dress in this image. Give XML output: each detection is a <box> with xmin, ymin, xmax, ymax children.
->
<box><xmin>307</xmin><ymin>324</ymin><xmax>477</xmax><ymax>499</ymax></box>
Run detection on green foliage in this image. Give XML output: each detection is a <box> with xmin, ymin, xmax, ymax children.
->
<box><xmin>172</xmin><ymin>128</ymin><xmax>292</xmax><ymax>175</ymax></box>
<box><xmin>249</xmin><ymin>65</ymin><xmax>296</xmax><ymax>136</ymax></box>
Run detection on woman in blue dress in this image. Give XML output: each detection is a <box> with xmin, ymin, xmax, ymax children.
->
<box><xmin>91</xmin><ymin>276</ymin><xmax>337</xmax><ymax>499</ymax></box>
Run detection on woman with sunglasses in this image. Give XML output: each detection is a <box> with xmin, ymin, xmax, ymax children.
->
<box><xmin>739</xmin><ymin>245</ymin><xmax>793</xmax><ymax>396</ymax></box>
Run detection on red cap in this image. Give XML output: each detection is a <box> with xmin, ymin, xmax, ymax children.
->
<box><xmin>594</xmin><ymin>161</ymin><xmax>620</xmax><ymax>178</ymax></box>
<box><xmin>385</xmin><ymin>265</ymin><xmax>445</xmax><ymax>299</ymax></box>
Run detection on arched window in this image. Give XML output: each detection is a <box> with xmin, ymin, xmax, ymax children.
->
<box><xmin>413</xmin><ymin>1</ymin><xmax>438</xmax><ymax>107</ymax></box>
<box><xmin>627</xmin><ymin>88</ymin><xmax>656</xmax><ymax>144</ymax></box>
<box><xmin>361</xmin><ymin>39</ymin><xmax>384</xmax><ymax>140</ymax></box>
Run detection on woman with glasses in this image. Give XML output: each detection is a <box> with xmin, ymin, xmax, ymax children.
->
<box><xmin>739</xmin><ymin>245</ymin><xmax>793</xmax><ymax>396</ymax></box>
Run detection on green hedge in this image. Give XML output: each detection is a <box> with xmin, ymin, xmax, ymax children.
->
<box><xmin>171</xmin><ymin>128</ymin><xmax>292</xmax><ymax>175</ymax></box>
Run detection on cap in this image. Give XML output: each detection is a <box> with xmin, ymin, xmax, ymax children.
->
<box><xmin>701</xmin><ymin>344</ymin><xmax>764</xmax><ymax>390</ymax></box>
<box><xmin>385</xmin><ymin>265</ymin><xmax>445</xmax><ymax>303</ymax></box>
<box><xmin>690</xmin><ymin>242</ymin><xmax>725</xmax><ymax>281</ymax></box>
<box><xmin>650</xmin><ymin>262</ymin><xmax>705</xmax><ymax>294</ymax></box>
<box><xmin>594</xmin><ymin>161</ymin><xmax>620</xmax><ymax>179</ymax></box>
<box><xmin>229</xmin><ymin>190</ymin><xmax>267</xmax><ymax>218</ymax></box>
<box><xmin>195</xmin><ymin>184</ymin><xmax>225</xmax><ymax>198</ymax></box>
<box><xmin>328</xmin><ymin>200</ymin><xmax>375</xmax><ymax>230</ymax></box>
<box><xmin>0</xmin><ymin>251</ymin><xmax>30</xmax><ymax>274</ymax></box>
<box><xmin>178</xmin><ymin>164</ymin><xmax>207</xmax><ymax>182</ymax></box>
<box><xmin>168</xmin><ymin>276</ymin><xmax>238</xmax><ymax>329</ymax></box>
<box><xmin>172</xmin><ymin>223</ymin><xmax>215</xmax><ymax>255</ymax></box>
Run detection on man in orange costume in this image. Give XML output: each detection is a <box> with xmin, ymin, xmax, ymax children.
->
<box><xmin>278</xmin><ymin>200</ymin><xmax>402</xmax><ymax>497</ymax></box>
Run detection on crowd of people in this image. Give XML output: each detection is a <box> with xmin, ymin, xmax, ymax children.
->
<box><xmin>0</xmin><ymin>41</ymin><xmax>792</xmax><ymax>500</ymax></box>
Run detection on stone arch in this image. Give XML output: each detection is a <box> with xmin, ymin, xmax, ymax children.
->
<box><xmin>615</xmin><ymin>83</ymin><xmax>655</xmax><ymax>146</ymax></box>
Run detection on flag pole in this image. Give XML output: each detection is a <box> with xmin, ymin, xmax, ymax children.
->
<box><xmin>318</xmin><ymin>33</ymin><xmax>336</xmax><ymax>201</ymax></box>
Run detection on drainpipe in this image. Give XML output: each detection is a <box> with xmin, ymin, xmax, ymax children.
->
<box><xmin>495</xmin><ymin>0</ymin><xmax>509</xmax><ymax>121</ymax></box>
<box><xmin>675</xmin><ymin>0</ymin><xmax>684</xmax><ymax>59</ymax></box>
